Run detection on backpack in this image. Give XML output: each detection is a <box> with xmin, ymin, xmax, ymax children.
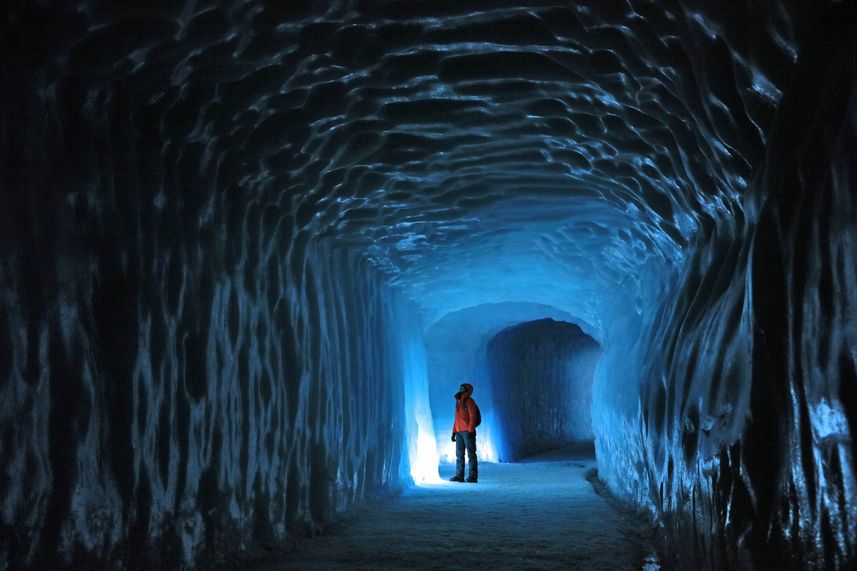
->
<box><xmin>463</xmin><ymin>397</ymin><xmax>481</xmax><ymax>427</ymax></box>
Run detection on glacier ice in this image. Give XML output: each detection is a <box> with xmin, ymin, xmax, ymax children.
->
<box><xmin>487</xmin><ymin>319</ymin><xmax>601</xmax><ymax>461</ymax></box>
<box><xmin>0</xmin><ymin>0</ymin><xmax>856</xmax><ymax>569</ymax></box>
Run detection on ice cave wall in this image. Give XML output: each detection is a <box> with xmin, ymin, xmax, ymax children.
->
<box><xmin>591</xmin><ymin>6</ymin><xmax>857</xmax><ymax>569</ymax></box>
<box><xmin>738</xmin><ymin>13</ymin><xmax>857</xmax><ymax>567</ymax></box>
<box><xmin>0</xmin><ymin>27</ymin><xmax>425</xmax><ymax>571</ymax></box>
<box><xmin>487</xmin><ymin>319</ymin><xmax>600</xmax><ymax>460</ymax></box>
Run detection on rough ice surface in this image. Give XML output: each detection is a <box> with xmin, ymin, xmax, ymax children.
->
<box><xmin>488</xmin><ymin>319</ymin><xmax>600</xmax><ymax>460</ymax></box>
<box><xmin>0</xmin><ymin>0</ymin><xmax>856</xmax><ymax>569</ymax></box>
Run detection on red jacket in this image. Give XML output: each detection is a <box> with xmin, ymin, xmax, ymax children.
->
<box><xmin>452</xmin><ymin>383</ymin><xmax>480</xmax><ymax>433</ymax></box>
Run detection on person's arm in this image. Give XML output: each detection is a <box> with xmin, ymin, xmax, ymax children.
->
<box><xmin>468</xmin><ymin>399</ymin><xmax>479</xmax><ymax>432</ymax></box>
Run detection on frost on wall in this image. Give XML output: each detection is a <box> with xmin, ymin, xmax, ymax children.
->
<box><xmin>487</xmin><ymin>319</ymin><xmax>600</xmax><ymax>460</ymax></box>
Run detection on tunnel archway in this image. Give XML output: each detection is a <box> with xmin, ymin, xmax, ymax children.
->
<box><xmin>487</xmin><ymin>318</ymin><xmax>601</xmax><ymax>462</ymax></box>
<box><xmin>424</xmin><ymin>302</ymin><xmax>598</xmax><ymax>464</ymax></box>
<box><xmin>1</xmin><ymin>1</ymin><xmax>856</xmax><ymax>569</ymax></box>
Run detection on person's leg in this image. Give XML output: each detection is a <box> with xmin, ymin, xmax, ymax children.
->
<box><xmin>465</xmin><ymin>432</ymin><xmax>478</xmax><ymax>482</ymax></box>
<box><xmin>454</xmin><ymin>432</ymin><xmax>465</xmax><ymax>480</ymax></box>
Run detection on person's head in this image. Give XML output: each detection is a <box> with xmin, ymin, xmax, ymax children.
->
<box><xmin>456</xmin><ymin>382</ymin><xmax>473</xmax><ymax>398</ymax></box>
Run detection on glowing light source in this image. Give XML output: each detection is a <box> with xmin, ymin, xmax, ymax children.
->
<box><xmin>413</xmin><ymin>427</ymin><xmax>442</xmax><ymax>484</ymax></box>
<box><xmin>400</xmin><ymin>328</ymin><xmax>442</xmax><ymax>484</ymax></box>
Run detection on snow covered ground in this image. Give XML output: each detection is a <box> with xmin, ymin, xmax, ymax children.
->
<box><xmin>258</xmin><ymin>444</ymin><xmax>664</xmax><ymax>570</ymax></box>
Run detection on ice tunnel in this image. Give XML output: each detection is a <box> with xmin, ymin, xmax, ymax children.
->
<box><xmin>488</xmin><ymin>319</ymin><xmax>601</xmax><ymax>461</ymax></box>
<box><xmin>1</xmin><ymin>0</ymin><xmax>856</xmax><ymax>569</ymax></box>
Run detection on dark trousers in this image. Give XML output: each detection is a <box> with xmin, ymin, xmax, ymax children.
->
<box><xmin>455</xmin><ymin>431</ymin><xmax>478</xmax><ymax>479</ymax></box>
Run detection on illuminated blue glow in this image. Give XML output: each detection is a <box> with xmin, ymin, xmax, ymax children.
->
<box><xmin>426</xmin><ymin>302</ymin><xmax>598</xmax><ymax>463</ymax></box>
<box><xmin>399</xmin><ymin>323</ymin><xmax>442</xmax><ymax>484</ymax></box>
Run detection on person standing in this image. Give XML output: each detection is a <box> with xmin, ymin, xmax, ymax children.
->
<box><xmin>450</xmin><ymin>382</ymin><xmax>480</xmax><ymax>483</ymax></box>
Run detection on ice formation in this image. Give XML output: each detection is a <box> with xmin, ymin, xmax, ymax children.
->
<box><xmin>488</xmin><ymin>319</ymin><xmax>601</xmax><ymax>460</ymax></box>
<box><xmin>0</xmin><ymin>0</ymin><xmax>855</xmax><ymax>569</ymax></box>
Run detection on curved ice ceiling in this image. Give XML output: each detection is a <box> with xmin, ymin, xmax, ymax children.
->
<box><xmin>31</xmin><ymin>0</ymin><xmax>797</xmax><ymax>328</ymax></box>
<box><xmin>267</xmin><ymin>0</ymin><xmax>795</xmax><ymax>325</ymax></box>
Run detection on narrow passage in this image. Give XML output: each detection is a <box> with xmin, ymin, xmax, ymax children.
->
<box><xmin>266</xmin><ymin>445</ymin><xmax>662</xmax><ymax>570</ymax></box>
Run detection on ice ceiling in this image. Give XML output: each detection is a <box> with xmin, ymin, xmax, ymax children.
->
<box><xmin>271</xmin><ymin>0</ymin><xmax>792</xmax><ymax>327</ymax></box>
<box><xmin>18</xmin><ymin>0</ymin><xmax>795</xmax><ymax>328</ymax></box>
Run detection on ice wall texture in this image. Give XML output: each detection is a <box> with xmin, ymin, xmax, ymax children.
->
<box><xmin>0</xmin><ymin>6</ymin><xmax>426</xmax><ymax>567</ymax></box>
<box><xmin>487</xmin><ymin>319</ymin><xmax>600</xmax><ymax>460</ymax></box>
<box><xmin>1</xmin><ymin>0</ymin><xmax>855</xmax><ymax>569</ymax></box>
<box><xmin>746</xmin><ymin>17</ymin><xmax>857</xmax><ymax>567</ymax></box>
<box><xmin>0</xmin><ymin>186</ymin><xmax>416</xmax><ymax>568</ymax></box>
<box><xmin>619</xmin><ymin>6</ymin><xmax>857</xmax><ymax>569</ymax></box>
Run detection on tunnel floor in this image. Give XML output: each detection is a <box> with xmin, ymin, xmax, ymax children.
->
<box><xmin>259</xmin><ymin>444</ymin><xmax>662</xmax><ymax>570</ymax></box>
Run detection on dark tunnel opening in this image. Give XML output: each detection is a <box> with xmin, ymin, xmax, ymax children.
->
<box><xmin>1</xmin><ymin>1</ymin><xmax>856</xmax><ymax>570</ymax></box>
<box><xmin>487</xmin><ymin>319</ymin><xmax>601</xmax><ymax>462</ymax></box>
